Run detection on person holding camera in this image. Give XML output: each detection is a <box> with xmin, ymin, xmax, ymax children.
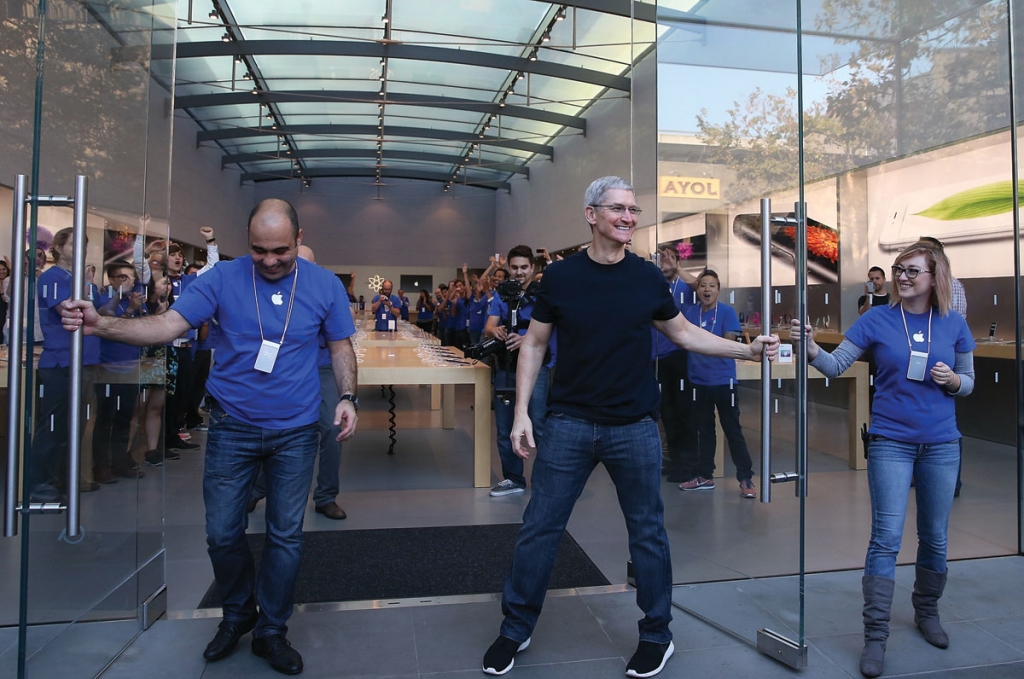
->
<box><xmin>483</xmin><ymin>245</ymin><xmax>554</xmax><ymax>498</ymax></box>
<box><xmin>371</xmin><ymin>279</ymin><xmax>402</xmax><ymax>331</ymax></box>
<box><xmin>791</xmin><ymin>241</ymin><xmax>975</xmax><ymax>678</ymax></box>
<box><xmin>858</xmin><ymin>266</ymin><xmax>890</xmax><ymax>315</ymax></box>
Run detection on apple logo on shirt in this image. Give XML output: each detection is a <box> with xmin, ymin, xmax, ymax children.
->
<box><xmin>913</xmin><ymin>331</ymin><xmax>925</xmax><ymax>343</ymax></box>
<box><xmin>272</xmin><ymin>292</ymin><xmax>284</xmax><ymax>305</ymax></box>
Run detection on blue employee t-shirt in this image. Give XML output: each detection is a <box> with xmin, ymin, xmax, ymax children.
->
<box><xmin>38</xmin><ymin>267</ymin><xmax>101</xmax><ymax>368</ymax></box>
<box><xmin>171</xmin><ymin>256</ymin><xmax>355</xmax><ymax>429</ymax></box>
<box><xmin>845</xmin><ymin>304</ymin><xmax>975</xmax><ymax>444</ymax></box>
<box><xmin>467</xmin><ymin>294</ymin><xmax>490</xmax><ymax>332</ymax></box>
<box><xmin>446</xmin><ymin>296</ymin><xmax>467</xmax><ymax>330</ymax></box>
<box><xmin>372</xmin><ymin>294</ymin><xmax>401</xmax><ymax>331</ymax></box>
<box><xmin>416</xmin><ymin>300</ymin><xmax>434</xmax><ymax>322</ymax></box>
<box><xmin>683</xmin><ymin>303</ymin><xmax>741</xmax><ymax>385</ymax></box>
<box><xmin>652</xmin><ymin>277</ymin><xmax>696</xmax><ymax>359</ymax></box>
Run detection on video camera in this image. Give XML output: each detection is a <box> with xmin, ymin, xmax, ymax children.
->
<box><xmin>463</xmin><ymin>280</ymin><xmax>537</xmax><ymax>397</ymax></box>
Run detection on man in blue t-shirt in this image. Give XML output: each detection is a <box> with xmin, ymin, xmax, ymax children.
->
<box><xmin>397</xmin><ymin>288</ymin><xmax>410</xmax><ymax>321</ymax></box>
<box><xmin>481</xmin><ymin>177</ymin><xmax>779</xmax><ymax>678</ymax></box>
<box><xmin>60</xmin><ymin>199</ymin><xmax>358</xmax><ymax>676</ymax></box>
<box><xmin>483</xmin><ymin>245</ymin><xmax>554</xmax><ymax>498</ymax></box>
<box><xmin>680</xmin><ymin>270</ymin><xmax>756</xmax><ymax>498</ymax></box>
<box><xmin>371</xmin><ymin>279</ymin><xmax>401</xmax><ymax>331</ymax></box>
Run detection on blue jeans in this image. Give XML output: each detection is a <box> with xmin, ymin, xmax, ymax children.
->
<box><xmin>204</xmin><ymin>401</ymin><xmax>318</xmax><ymax>638</ymax></box>
<box><xmin>251</xmin><ymin>366</ymin><xmax>343</xmax><ymax>506</ymax></box>
<box><xmin>493</xmin><ymin>366</ymin><xmax>550</xmax><ymax>487</ymax></box>
<box><xmin>864</xmin><ymin>436</ymin><xmax>960</xmax><ymax>579</ymax></box>
<box><xmin>500</xmin><ymin>413</ymin><xmax>672</xmax><ymax>644</ymax></box>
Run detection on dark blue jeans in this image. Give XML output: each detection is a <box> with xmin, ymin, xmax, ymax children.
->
<box><xmin>691</xmin><ymin>383</ymin><xmax>753</xmax><ymax>482</ymax></box>
<box><xmin>865</xmin><ymin>436</ymin><xmax>960</xmax><ymax>579</ymax></box>
<box><xmin>204</xmin><ymin>402</ymin><xmax>318</xmax><ymax>638</ymax></box>
<box><xmin>500</xmin><ymin>413</ymin><xmax>672</xmax><ymax>644</ymax></box>
<box><xmin>493</xmin><ymin>366</ymin><xmax>550</xmax><ymax>487</ymax></box>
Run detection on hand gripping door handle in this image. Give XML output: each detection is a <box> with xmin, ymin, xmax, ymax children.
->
<box><xmin>4</xmin><ymin>176</ymin><xmax>28</xmax><ymax>537</ymax></box>
<box><xmin>759</xmin><ymin>198</ymin><xmax>772</xmax><ymax>503</ymax></box>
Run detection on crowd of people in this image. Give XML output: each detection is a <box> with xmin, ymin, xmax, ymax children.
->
<box><xmin>22</xmin><ymin>174</ymin><xmax>973</xmax><ymax>679</ymax></box>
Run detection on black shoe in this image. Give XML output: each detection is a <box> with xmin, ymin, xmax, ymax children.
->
<box><xmin>482</xmin><ymin>635</ymin><xmax>530</xmax><ymax>675</ymax></box>
<box><xmin>144</xmin><ymin>450</ymin><xmax>163</xmax><ymax>467</ymax></box>
<box><xmin>29</xmin><ymin>483</ymin><xmax>64</xmax><ymax>504</ymax></box>
<box><xmin>247</xmin><ymin>495</ymin><xmax>263</xmax><ymax>513</ymax></box>
<box><xmin>626</xmin><ymin>640</ymin><xmax>674</xmax><ymax>678</ymax></box>
<box><xmin>315</xmin><ymin>502</ymin><xmax>347</xmax><ymax>520</ymax></box>
<box><xmin>252</xmin><ymin>634</ymin><xmax>303</xmax><ymax>675</ymax></box>
<box><xmin>167</xmin><ymin>438</ymin><xmax>200</xmax><ymax>450</ymax></box>
<box><xmin>203</xmin><ymin>615</ymin><xmax>257</xmax><ymax>661</ymax></box>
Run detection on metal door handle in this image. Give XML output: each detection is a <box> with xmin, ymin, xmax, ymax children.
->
<box><xmin>759</xmin><ymin>198</ymin><xmax>772</xmax><ymax>503</ymax></box>
<box><xmin>4</xmin><ymin>176</ymin><xmax>29</xmax><ymax>537</ymax></box>
<box><xmin>4</xmin><ymin>175</ymin><xmax>88</xmax><ymax>539</ymax></box>
<box><xmin>66</xmin><ymin>175</ymin><xmax>88</xmax><ymax>539</ymax></box>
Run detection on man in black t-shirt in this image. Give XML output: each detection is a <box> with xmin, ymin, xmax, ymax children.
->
<box><xmin>481</xmin><ymin>176</ymin><xmax>779</xmax><ymax>678</ymax></box>
<box><xmin>857</xmin><ymin>266</ymin><xmax>890</xmax><ymax>315</ymax></box>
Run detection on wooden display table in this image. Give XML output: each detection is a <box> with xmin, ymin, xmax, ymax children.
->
<box><xmin>712</xmin><ymin>359</ymin><xmax>870</xmax><ymax>475</ymax></box>
<box><xmin>357</xmin><ymin>346</ymin><xmax>492</xmax><ymax>487</ymax></box>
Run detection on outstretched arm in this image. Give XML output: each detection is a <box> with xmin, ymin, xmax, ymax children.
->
<box><xmin>60</xmin><ymin>299</ymin><xmax>191</xmax><ymax>346</ymax></box>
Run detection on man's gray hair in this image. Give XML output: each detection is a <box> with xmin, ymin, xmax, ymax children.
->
<box><xmin>584</xmin><ymin>176</ymin><xmax>634</xmax><ymax>208</ymax></box>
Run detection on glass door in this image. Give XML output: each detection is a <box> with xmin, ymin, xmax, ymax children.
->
<box><xmin>643</xmin><ymin>0</ymin><xmax>810</xmax><ymax>668</ymax></box>
<box><xmin>0</xmin><ymin>2</ymin><xmax>175</xmax><ymax>677</ymax></box>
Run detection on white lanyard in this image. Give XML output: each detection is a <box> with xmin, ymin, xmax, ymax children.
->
<box><xmin>899</xmin><ymin>303</ymin><xmax>931</xmax><ymax>353</ymax></box>
<box><xmin>253</xmin><ymin>263</ymin><xmax>299</xmax><ymax>345</ymax></box>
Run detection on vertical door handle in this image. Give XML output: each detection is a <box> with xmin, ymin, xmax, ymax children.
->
<box><xmin>759</xmin><ymin>198</ymin><xmax>772</xmax><ymax>503</ymax></box>
<box><xmin>4</xmin><ymin>176</ymin><xmax>29</xmax><ymax>538</ymax></box>
<box><xmin>794</xmin><ymin>201</ymin><xmax>808</xmax><ymax>499</ymax></box>
<box><xmin>66</xmin><ymin>175</ymin><xmax>88</xmax><ymax>539</ymax></box>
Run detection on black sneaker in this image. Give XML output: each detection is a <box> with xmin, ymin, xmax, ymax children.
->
<box><xmin>489</xmin><ymin>479</ymin><xmax>525</xmax><ymax>497</ymax></box>
<box><xmin>626</xmin><ymin>640</ymin><xmax>674</xmax><ymax>678</ymax></box>
<box><xmin>144</xmin><ymin>450</ymin><xmax>163</xmax><ymax>467</ymax></box>
<box><xmin>482</xmin><ymin>635</ymin><xmax>530</xmax><ymax>675</ymax></box>
<box><xmin>167</xmin><ymin>438</ymin><xmax>200</xmax><ymax>450</ymax></box>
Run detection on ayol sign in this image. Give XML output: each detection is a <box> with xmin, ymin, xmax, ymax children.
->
<box><xmin>659</xmin><ymin>176</ymin><xmax>721</xmax><ymax>200</ymax></box>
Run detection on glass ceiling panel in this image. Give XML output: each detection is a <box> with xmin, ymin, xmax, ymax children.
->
<box><xmin>274</xmin><ymin>102</ymin><xmax>377</xmax><ymax>116</ymax></box>
<box><xmin>229</xmin><ymin>0</ymin><xmax>384</xmax><ymax>31</ymax></box>
<box><xmin>292</xmin><ymin>139</ymin><xmax>381</xmax><ymax>150</ymax></box>
<box><xmin>254</xmin><ymin>55</ymin><xmax>381</xmax><ymax>81</ymax></box>
<box><xmin>387</xmin><ymin>81</ymin><xmax>500</xmax><ymax>101</ymax></box>
<box><xmin>388</xmin><ymin>60</ymin><xmax>508</xmax><ymax>92</ymax></box>
<box><xmin>507</xmin><ymin>74</ymin><xmax>602</xmax><ymax>109</ymax></box>
<box><xmin>302</xmin><ymin>159</ymin><xmax>381</xmax><ymax>170</ymax></box>
<box><xmin>392</xmin><ymin>0</ymin><xmax>548</xmax><ymax>46</ymax></box>
<box><xmin>385</xmin><ymin>105</ymin><xmax>484</xmax><ymax>126</ymax></box>
<box><xmin>223</xmin><ymin>141</ymin><xmax>287</xmax><ymax>155</ymax></box>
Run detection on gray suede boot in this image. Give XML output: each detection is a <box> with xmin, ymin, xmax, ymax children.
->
<box><xmin>860</xmin><ymin>575</ymin><xmax>896</xmax><ymax>678</ymax></box>
<box><xmin>912</xmin><ymin>565</ymin><xmax>949</xmax><ymax>649</ymax></box>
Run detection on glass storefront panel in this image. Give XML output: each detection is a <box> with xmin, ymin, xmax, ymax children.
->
<box><xmin>0</xmin><ymin>1</ymin><xmax>174</xmax><ymax>677</ymax></box>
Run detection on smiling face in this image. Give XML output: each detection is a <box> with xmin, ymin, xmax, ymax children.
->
<box><xmin>249</xmin><ymin>210</ymin><xmax>301</xmax><ymax>281</ymax></box>
<box><xmin>585</xmin><ymin>188</ymin><xmax>638</xmax><ymax>248</ymax></box>
<box><xmin>892</xmin><ymin>253</ymin><xmax>934</xmax><ymax>308</ymax></box>
<box><xmin>167</xmin><ymin>248</ymin><xmax>184</xmax><ymax>275</ymax></box>
<box><xmin>697</xmin><ymin>273</ymin><xmax>720</xmax><ymax>309</ymax></box>
<box><xmin>507</xmin><ymin>256</ymin><xmax>534</xmax><ymax>287</ymax></box>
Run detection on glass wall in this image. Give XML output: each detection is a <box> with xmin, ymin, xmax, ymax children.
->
<box><xmin>647</xmin><ymin>0</ymin><xmax>1021</xmax><ymax>665</ymax></box>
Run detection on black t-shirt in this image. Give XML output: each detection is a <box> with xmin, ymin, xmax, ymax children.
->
<box><xmin>857</xmin><ymin>292</ymin><xmax>890</xmax><ymax>309</ymax></box>
<box><xmin>532</xmin><ymin>250</ymin><xmax>679</xmax><ymax>424</ymax></box>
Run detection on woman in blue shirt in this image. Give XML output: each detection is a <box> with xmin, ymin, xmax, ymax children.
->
<box><xmin>792</xmin><ymin>241</ymin><xmax>975</xmax><ymax>678</ymax></box>
<box><xmin>415</xmin><ymin>290</ymin><xmax>435</xmax><ymax>334</ymax></box>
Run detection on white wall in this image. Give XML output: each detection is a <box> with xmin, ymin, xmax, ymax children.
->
<box><xmin>254</xmin><ymin>177</ymin><xmax>496</xmax><ymax>270</ymax></box>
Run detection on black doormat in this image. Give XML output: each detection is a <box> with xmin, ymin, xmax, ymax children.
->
<box><xmin>198</xmin><ymin>523</ymin><xmax>610</xmax><ymax>608</ymax></box>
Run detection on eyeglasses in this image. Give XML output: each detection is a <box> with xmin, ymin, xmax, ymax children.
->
<box><xmin>590</xmin><ymin>204</ymin><xmax>643</xmax><ymax>217</ymax></box>
<box><xmin>891</xmin><ymin>265</ymin><xmax>933</xmax><ymax>279</ymax></box>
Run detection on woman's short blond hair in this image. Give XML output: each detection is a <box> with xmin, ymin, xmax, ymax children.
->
<box><xmin>889</xmin><ymin>241</ymin><xmax>953</xmax><ymax>316</ymax></box>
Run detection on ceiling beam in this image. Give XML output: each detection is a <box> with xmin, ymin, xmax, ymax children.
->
<box><xmin>174</xmin><ymin>40</ymin><xmax>629</xmax><ymax>91</ymax></box>
<box><xmin>240</xmin><ymin>167</ymin><xmax>512</xmax><ymax>192</ymax></box>
<box><xmin>199</xmin><ymin>124</ymin><xmax>555</xmax><ymax>157</ymax></box>
<box><xmin>176</xmin><ymin>90</ymin><xmax>586</xmax><ymax>131</ymax></box>
<box><xmin>223</xmin><ymin>148</ymin><xmax>529</xmax><ymax>177</ymax></box>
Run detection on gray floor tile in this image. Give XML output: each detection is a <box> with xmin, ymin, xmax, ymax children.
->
<box><xmin>973</xmin><ymin>615</ymin><xmax>1024</xmax><ymax>652</ymax></box>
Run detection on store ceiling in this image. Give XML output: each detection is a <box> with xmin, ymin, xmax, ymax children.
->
<box><xmin>172</xmin><ymin>0</ymin><xmax>675</xmax><ymax>193</ymax></box>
